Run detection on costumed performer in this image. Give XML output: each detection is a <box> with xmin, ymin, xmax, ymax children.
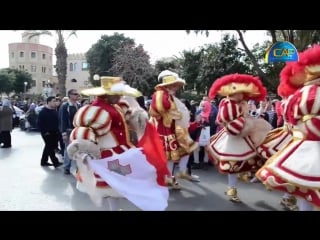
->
<box><xmin>256</xmin><ymin>72</ymin><xmax>299</xmax><ymax>210</ymax></box>
<box><xmin>67</xmin><ymin>76</ymin><xmax>170</xmax><ymax>211</ymax></box>
<box><xmin>207</xmin><ymin>73</ymin><xmax>272</xmax><ymax>203</ymax></box>
<box><xmin>149</xmin><ymin>70</ymin><xmax>199</xmax><ymax>189</ymax></box>
<box><xmin>256</xmin><ymin>45</ymin><xmax>320</xmax><ymax>211</ymax></box>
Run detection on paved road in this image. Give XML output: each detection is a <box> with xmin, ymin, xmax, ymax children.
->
<box><xmin>0</xmin><ymin>128</ymin><xmax>286</xmax><ymax>211</ymax></box>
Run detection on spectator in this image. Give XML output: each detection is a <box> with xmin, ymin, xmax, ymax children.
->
<box><xmin>0</xmin><ymin>99</ymin><xmax>13</xmax><ymax>148</ymax></box>
<box><xmin>37</xmin><ymin>96</ymin><xmax>63</xmax><ymax>168</ymax></box>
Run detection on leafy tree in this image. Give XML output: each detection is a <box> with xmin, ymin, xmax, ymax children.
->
<box><xmin>179</xmin><ymin>49</ymin><xmax>203</xmax><ymax>92</ymax></box>
<box><xmin>154</xmin><ymin>59</ymin><xmax>180</xmax><ymax>73</ymax></box>
<box><xmin>86</xmin><ymin>33</ymin><xmax>135</xmax><ymax>86</ymax></box>
<box><xmin>197</xmin><ymin>34</ymin><xmax>250</xmax><ymax>93</ymax></box>
<box><xmin>24</xmin><ymin>30</ymin><xmax>77</xmax><ymax>96</ymax></box>
<box><xmin>0</xmin><ymin>68</ymin><xmax>32</xmax><ymax>95</ymax></box>
<box><xmin>6</xmin><ymin>68</ymin><xmax>33</xmax><ymax>93</ymax></box>
<box><xmin>110</xmin><ymin>44</ymin><xmax>155</xmax><ymax>96</ymax></box>
<box><xmin>187</xmin><ymin>30</ymin><xmax>273</xmax><ymax>87</ymax></box>
<box><xmin>248</xmin><ymin>42</ymin><xmax>284</xmax><ymax>93</ymax></box>
<box><xmin>0</xmin><ymin>71</ymin><xmax>14</xmax><ymax>96</ymax></box>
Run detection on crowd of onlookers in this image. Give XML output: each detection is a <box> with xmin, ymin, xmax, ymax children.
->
<box><xmin>0</xmin><ymin>93</ymin><xmax>88</xmax><ymax>168</ymax></box>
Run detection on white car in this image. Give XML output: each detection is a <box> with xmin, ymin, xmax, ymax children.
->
<box><xmin>13</xmin><ymin>106</ymin><xmax>25</xmax><ymax>118</ymax></box>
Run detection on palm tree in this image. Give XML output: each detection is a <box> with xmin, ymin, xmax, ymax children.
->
<box><xmin>24</xmin><ymin>30</ymin><xmax>77</xmax><ymax>96</ymax></box>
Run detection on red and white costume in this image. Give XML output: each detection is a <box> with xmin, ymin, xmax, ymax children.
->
<box><xmin>149</xmin><ymin>70</ymin><xmax>199</xmax><ymax>187</ymax></box>
<box><xmin>70</xmin><ymin>97</ymin><xmax>135</xmax><ymax>197</ymax></box>
<box><xmin>256</xmin><ymin>62</ymin><xmax>299</xmax><ymax>163</ymax></box>
<box><xmin>149</xmin><ymin>87</ymin><xmax>198</xmax><ymax>161</ymax></box>
<box><xmin>206</xmin><ymin>73</ymin><xmax>270</xmax><ymax>203</ymax></box>
<box><xmin>257</xmin><ymin>100</ymin><xmax>294</xmax><ymax>160</ymax></box>
<box><xmin>67</xmin><ymin>76</ymin><xmax>170</xmax><ymax>210</ymax></box>
<box><xmin>207</xmin><ymin>74</ymin><xmax>271</xmax><ymax>174</ymax></box>
<box><xmin>256</xmin><ymin>45</ymin><xmax>320</xmax><ymax>210</ymax></box>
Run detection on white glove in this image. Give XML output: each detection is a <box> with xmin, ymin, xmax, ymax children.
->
<box><xmin>67</xmin><ymin>139</ymin><xmax>100</xmax><ymax>162</ymax></box>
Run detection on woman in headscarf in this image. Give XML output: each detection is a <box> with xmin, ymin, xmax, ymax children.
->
<box><xmin>0</xmin><ymin>99</ymin><xmax>13</xmax><ymax>148</ymax></box>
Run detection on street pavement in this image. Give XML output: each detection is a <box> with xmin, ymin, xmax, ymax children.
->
<box><xmin>0</xmin><ymin>128</ymin><xmax>286</xmax><ymax>211</ymax></box>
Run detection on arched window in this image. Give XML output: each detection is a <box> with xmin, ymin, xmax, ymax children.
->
<box><xmin>71</xmin><ymin>78</ymin><xmax>77</xmax><ymax>83</ymax></box>
<box><xmin>74</xmin><ymin>63</ymin><xmax>77</xmax><ymax>71</ymax></box>
<box><xmin>70</xmin><ymin>63</ymin><xmax>73</xmax><ymax>72</ymax></box>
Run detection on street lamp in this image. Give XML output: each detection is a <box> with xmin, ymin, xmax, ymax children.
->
<box><xmin>46</xmin><ymin>79</ymin><xmax>52</xmax><ymax>97</ymax></box>
<box><xmin>93</xmin><ymin>74</ymin><xmax>100</xmax><ymax>81</ymax></box>
<box><xmin>23</xmin><ymin>81</ymin><xmax>28</xmax><ymax>100</ymax></box>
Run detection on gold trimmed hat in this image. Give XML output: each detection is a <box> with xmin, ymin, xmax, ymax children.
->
<box><xmin>155</xmin><ymin>70</ymin><xmax>186</xmax><ymax>89</ymax></box>
<box><xmin>81</xmin><ymin>76</ymin><xmax>142</xmax><ymax>97</ymax></box>
<box><xmin>209</xmin><ymin>73</ymin><xmax>267</xmax><ymax>102</ymax></box>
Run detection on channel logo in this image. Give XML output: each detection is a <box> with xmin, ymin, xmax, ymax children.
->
<box><xmin>265</xmin><ymin>41</ymin><xmax>298</xmax><ymax>63</ymax></box>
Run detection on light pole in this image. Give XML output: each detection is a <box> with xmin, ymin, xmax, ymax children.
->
<box><xmin>93</xmin><ymin>74</ymin><xmax>100</xmax><ymax>82</ymax></box>
<box><xmin>23</xmin><ymin>81</ymin><xmax>27</xmax><ymax>100</ymax></box>
<box><xmin>47</xmin><ymin>79</ymin><xmax>52</xmax><ymax>97</ymax></box>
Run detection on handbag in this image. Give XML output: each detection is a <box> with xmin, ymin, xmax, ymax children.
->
<box><xmin>198</xmin><ymin>126</ymin><xmax>210</xmax><ymax>146</ymax></box>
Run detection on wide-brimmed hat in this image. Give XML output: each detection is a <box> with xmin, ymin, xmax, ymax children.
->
<box><xmin>155</xmin><ymin>70</ymin><xmax>186</xmax><ymax>90</ymax></box>
<box><xmin>190</xmin><ymin>100</ymin><xmax>197</xmax><ymax>105</ymax></box>
<box><xmin>209</xmin><ymin>73</ymin><xmax>267</xmax><ymax>101</ymax></box>
<box><xmin>81</xmin><ymin>76</ymin><xmax>142</xmax><ymax>97</ymax></box>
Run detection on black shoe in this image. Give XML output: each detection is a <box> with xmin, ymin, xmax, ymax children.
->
<box><xmin>64</xmin><ymin>169</ymin><xmax>71</xmax><ymax>175</ymax></box>
<box><xmin>54</xmin><ymin>162</ymin><xmax>63</xmax><ymax>168</ymax></box>
<box><xmin>191</xmin><ymin>163</ymin><xmax>202</xmax><ymax>169</ymax></box>
<box><xmin>41</xmin><ymin>162</ymin><xmax>53</xmax><ymax>167</ymax></box>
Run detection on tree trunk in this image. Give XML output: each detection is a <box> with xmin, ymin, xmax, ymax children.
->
<box><xmin>55</xmin><ymin>31</ymin><xmax>67</xmax><ymax>97</ymax></box>
<box><xmin>235</xmin><ymin>30</ymin><xmax>271</xmax><ymax>85</ymax></box>
<box><xmin>268</xmin><ymin>30</ymin><xmax>277</xmax><ymax>43</ymax></box>
<box><xmin>288</xmin><ymin>30</ymin><xmax>295</xmax><ymax>43</ymax></box>
<box><xmin>281</xmin><ymin>30</ymin><xmax>288</xmax><ymax>41</ymax></box>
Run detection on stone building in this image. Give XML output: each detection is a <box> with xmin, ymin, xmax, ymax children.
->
<box><xmin>66</xmin><ymin>53</ymin><xmax>91</xmax><ymax>94</ymax></box>
<box><xmin>8</xmin><ymin>31</ymin><xmax>57</xmax><ymax>96</ymax></box>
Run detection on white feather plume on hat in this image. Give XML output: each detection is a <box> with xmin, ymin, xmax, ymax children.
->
<box><xmin>155</xmin><ymin>70</ymin><xmax>185</xmax><ymax>89</ymax></box>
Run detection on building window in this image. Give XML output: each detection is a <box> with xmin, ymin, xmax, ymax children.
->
<box><xmin>31</xmin><ymin>52</ymin><xmax>36</xmax><ymax>58</ymax></box>
<box><xmin>42</xmin><ymin>67</ymin><xmax>46</xmax><ymax>73</ymax></box>
<box><xmin>74</xmin><ymin>63</ymin><xmax>77</xmax><ymax>71</ymax></box>
<box><xmin>19</xmin><ymin>65</ymin><xmax>25</xmax><ymax>70</ymax></box>
<box><xmin>82</xmin><ymin>62</ymin><xmax>89</xmax><ymax>70</ymax></box>
<box><xmin>31</xmin><ymin>80</ymin><xmax>36</xmax><ymax>87</ymax></box>
<box><xmin>70</xmin><ymin>63</ymin><xmax>73</xmax><ymax>72</ymax></box>
<box><xmin>31</xmin><ymin>65</ymin><xmax>36</xmax><ymax>72</ymax></box>
<box><xmin>42</xmin><ymin>54</ymin><xmax>46</xmax><ymax>59</ymax></box>
<box><xmin>71</xmin><ymin>78</ymin><xmax>77</xmax><ymax>83</ymax></box>
<box><xmin>11</xmin><ymin>52</ymin><xmax>14</xmax><ymax>58</ymax></box>
<box><xmin>20</xmin><ymin>52</ymin><xmax>24</xmax><ymax>58</ymax></box>
<box><xmin>42</xmin><ymin>81</ymin><xmax>46</xmax><ymax>87</ymax></box>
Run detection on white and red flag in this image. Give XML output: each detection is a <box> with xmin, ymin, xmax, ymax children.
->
<box><xmin>89</xmin><ymin>123</ymin><xmax>170</xmax><ymax>211</ymax></box>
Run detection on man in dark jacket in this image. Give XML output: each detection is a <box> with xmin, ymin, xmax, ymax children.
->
<box><xmin>38</xmin><ymin>96</ymin><xmax>63</xmax><ymax>167</ymax></box>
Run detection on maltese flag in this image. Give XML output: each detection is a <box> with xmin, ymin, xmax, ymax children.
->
<box><xmin>88</xmin><ymin>123</ymin><xmax>170</xmax><ymax>211</ymax></box>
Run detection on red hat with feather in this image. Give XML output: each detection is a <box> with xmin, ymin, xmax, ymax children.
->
<box><xmin>209</xmin><ymin>73</ymin><xmax>267</xmax><ymax>101</ymax></box>
<box><xmin>284</xmin><ymin>44</ymin><xmax>320</xmax><ymax>88</ymax></box>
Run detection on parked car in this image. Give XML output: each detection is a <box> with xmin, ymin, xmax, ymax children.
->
<box><xmin>19</xmin><ymin>106</ymin><xmax>40</xmax><ymax>132</ymax></box>
<box><xmin>13</xmin><ymin>106</ymin><xmax>25</xmax><ymax>118</ymax></box>
<box><xmin>12</xmin><ymin>106</ymin><xmax>25</xmax><ymax>128</ymax></box>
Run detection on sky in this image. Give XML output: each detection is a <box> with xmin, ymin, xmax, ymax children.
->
<box><xmin>0</xmin><ymin>30</ymin><xmax>269</xmax><ymax>68</ymax></box>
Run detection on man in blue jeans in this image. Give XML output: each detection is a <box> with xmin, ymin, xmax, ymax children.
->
<box><xmin>59</xmin><ymin>89</ymin><xmax>80</xmax><ymax>175</ymax></box>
